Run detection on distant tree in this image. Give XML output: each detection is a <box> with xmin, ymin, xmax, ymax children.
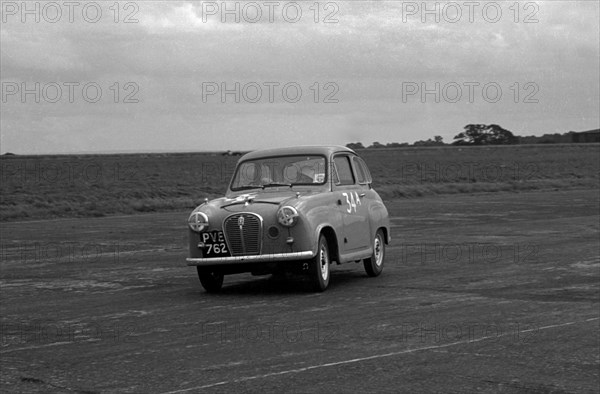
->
<box><xmin>413</xmin><ymin>136</ymin><xmax>444</xmax><ymax>147</ymax></box>
<box><xmin>453</xmin><ymin>124</ymin><xmax>517</xmax><ymax>145</ymax></box>
<box><xmin>487</xmin><ymin>124</ymin><xmax>518</xmax><ymax>144</ymax></box>
<box><xmin>346</xmin><ymin>142</ymin><xmax>365</xmax><ymax>150</ymax></box>
<box><xmin>386</xmin><ymin>142</ymin><xmax>409</xmax><ymax>148</ymax></box>
<box><xmin>368</xmin><ymin>141</ymin><xmax>385</xmax><ymax>149</ymax></box>
<box><xmin>413</xmin><ymin>139</ymin><xmax>433</xmax><ymax>146</ymax></box>
<box><xmin>453</xmin><ymin>124</ymin><xmax>487</xmax><ymax>145</ymax></box>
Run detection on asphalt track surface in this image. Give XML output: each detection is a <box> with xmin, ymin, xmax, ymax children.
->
<box><xmin>1</xmin><ymin>189</ymin><xmax>599</xmax><ymax>393</ymax></box>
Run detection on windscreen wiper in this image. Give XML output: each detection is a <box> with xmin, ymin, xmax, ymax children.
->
<box><xmin>262</xmin><ymin>182</ymin><xmax>292</xmax><ymax>188</ymax></box>
<box><xmin>235</xmin><ymin>184</ymin><xmax>264</xmax><ymax>190</ymax></box>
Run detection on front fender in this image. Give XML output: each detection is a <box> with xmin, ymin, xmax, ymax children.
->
<box><xmin>300</xmin><ymin>203</ymin><xmax>344</xmax><ymax>257</ymax></box>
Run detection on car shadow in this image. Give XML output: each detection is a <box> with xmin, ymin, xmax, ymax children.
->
<box><xmin>200</xmin><ymin>269</ymin><xmax>372</xmax><ymax>296</ymax></box>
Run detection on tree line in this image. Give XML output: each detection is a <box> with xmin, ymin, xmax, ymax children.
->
<box><xmin>346</xmin><ymin>124</ymin><xmax>598</xmax><ymax>149</ymax></box>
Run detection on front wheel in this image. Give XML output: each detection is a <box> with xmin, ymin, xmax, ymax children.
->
<box><xmin>197</xmin><ymin>268</ymin><xmax>224</xmax><ymax>293</ymax></box>
<box><xmin>310</xmin><ymin>234</ymin><xmax>331</xmax><ymax>292</ymax></box>
<box><xmin>363</xmin><ymin>229</ymin><xmax>385</xmax><ymax>277</ymax></box>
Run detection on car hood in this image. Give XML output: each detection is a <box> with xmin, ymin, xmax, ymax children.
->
<box><xmin>231</xmin><ymin>192</ymin><xmax>296</xmax><ymax>205</ymax></box>
<box><xmin>198</xmin><ymin>189</ymin><xmax>312</xmax><ymax>213</ymax></box>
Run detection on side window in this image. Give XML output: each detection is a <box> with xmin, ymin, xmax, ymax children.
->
<box><xmin>352</xmin><ymin>157</ymin><xmax>372</xmax><ymax>184</ymax></box>
<box><xmin>333</xmin><ymin>156</ymin><xmax>355</xmax><ymax>185</ymax></box>
<box><xmin>332</xmin><ymin>166</ymin><xmax>340</xmax><ymax>184</ymax></box>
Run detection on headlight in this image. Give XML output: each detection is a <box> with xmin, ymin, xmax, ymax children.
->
<box><xmin>188</xmin><ymin>211</ymin><xmax>209</xmax><ymax>232</ymax></box>
<box><xmin>277</xmin><ymin>206</ymin><xmax>299</xmax><ymax>227</ymax></box>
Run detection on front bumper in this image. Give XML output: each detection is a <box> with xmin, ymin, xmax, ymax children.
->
<box><xmin>186</xmin><ymin>251</ymin><xmax>314</xmax><ymax>266</ymax></box>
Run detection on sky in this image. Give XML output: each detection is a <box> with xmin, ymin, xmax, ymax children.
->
<box><xmin>1</xmin><ymin>0</ymin><xmax>599</xmax><ymax>154</ymax></box>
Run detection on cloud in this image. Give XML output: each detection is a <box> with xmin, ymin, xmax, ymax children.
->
<box><xmin>139</xmin><ymin>2</ymin><xmax>245</xmax><ymax>33</ymax></box>
<box><xmin>1</xmin><ymin>0</ymin><xmax>598</xmax><ymax>153</ymax></box>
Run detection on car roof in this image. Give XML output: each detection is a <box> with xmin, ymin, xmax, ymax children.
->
<box><xmin>239</xmin><ymin>145</ymin><xmax>356</xmax><ymax>161</ymax></box>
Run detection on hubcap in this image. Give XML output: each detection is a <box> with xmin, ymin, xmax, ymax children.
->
<box><xmin>374</xmin><ymin>236</ymin><xmax>383</xmax><ymax>267</ymax></box>
<box><xmin>319</xmin><ymin>245</ymin><xmax>329</xmax><ymax>281</ymax></box>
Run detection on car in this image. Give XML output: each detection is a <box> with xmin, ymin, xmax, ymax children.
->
<box><xmin>186</xmin><ymin>145</ymin><xmax>391</xmax><ymax>292</ymax></box>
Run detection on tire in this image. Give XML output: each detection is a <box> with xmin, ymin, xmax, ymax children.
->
<box><xmin>364</xmin><ymin>229</ymin><xmax>385</xmax><ymax>277</ymax></box>
<box><xmin>197</xmin><ymin>268</ymin><xmax>224</xmax><ymax>293</ymax></box>
<box><xmin>310</xmin><ymin>234</ymin><xmax>331</xmax><ymax>292</ymax></box>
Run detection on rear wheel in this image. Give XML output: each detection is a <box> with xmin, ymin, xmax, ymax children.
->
<box><xmin>310</xmin><ymin>234</ymin><xmax>330</xmax><ymax>291</ymax></box>
<box><xmin>363</xmin><ymin>229</ymin><xmax>385</xmax><ymax>277</ymax></box>
<box><xmin>197</xmin><ymin>268</ymin><xmax>224</xmax><ymax>293</ymax></box>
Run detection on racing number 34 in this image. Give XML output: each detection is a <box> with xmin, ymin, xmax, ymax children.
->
<box><xmin>342</xmin><ymin>192</ymin><xmax>362</xmax><ymax>214</ymax></box>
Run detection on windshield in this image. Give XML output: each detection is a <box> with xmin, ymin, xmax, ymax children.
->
<box><xmin>230</xmin><ymin>155</ymin><xmax>327</xmax><ymax>191</ymax></box>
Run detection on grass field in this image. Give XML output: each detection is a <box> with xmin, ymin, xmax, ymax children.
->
<box><xmin>1</xmin><ymin>144</ymin><xmax>598</xmax><ymax>221</ymax></box>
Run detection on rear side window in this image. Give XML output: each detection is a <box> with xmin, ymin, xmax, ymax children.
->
<box><xmin>352</xmin><ymin>156</ymin><xmax>372</xmax><ymax>184</ymax></box>
<box><xmin>333</xmin><ymin>156</ymin><xmax>355</xmax><ymax>185</ymax></box>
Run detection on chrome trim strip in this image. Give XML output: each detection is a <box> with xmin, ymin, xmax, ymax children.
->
<box><xmin>186</xmin><ymin>251</ymin><xmax>314</xmax><ymax>265</ymax></box>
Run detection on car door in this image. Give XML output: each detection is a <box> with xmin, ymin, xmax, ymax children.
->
<box><xmin>351</xmin><ymin>155</ymin><xmax>377</xmax><ymax>238</ymax></box>
<box><xmin>332</xmin><ymin>154</ymin><xmax>371</xmax><ymax>252</ymax></box>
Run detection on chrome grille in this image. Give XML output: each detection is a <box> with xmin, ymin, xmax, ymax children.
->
<box><xmin>223</xmin><ymin>213</ymin><xmax>262</xmax><ymax>256</ymax></box>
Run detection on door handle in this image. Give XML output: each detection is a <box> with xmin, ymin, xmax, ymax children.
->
<box><xmin>359</xmin><ymin>193</ymin><xmax>366</xmax><ymax>197</ymax></box>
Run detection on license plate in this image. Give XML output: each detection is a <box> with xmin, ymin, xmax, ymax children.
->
<box><xmin>200</xmin><ymin>231</ymin><xmax>231</xmax><ymax>258</ymax></box>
